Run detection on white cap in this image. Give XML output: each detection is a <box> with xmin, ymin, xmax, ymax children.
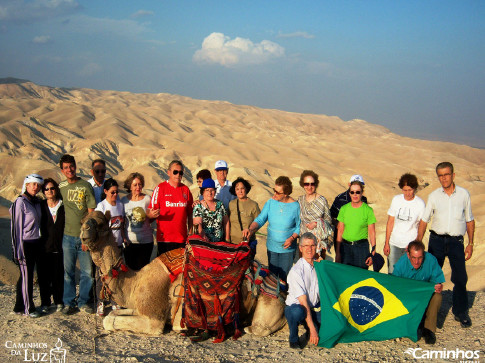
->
<box><xmin>349</xmin><ymin>174</ymin><xmax>365</xmax><ymax>185</ymax></box>
<box><xmin>214</xmin><ymin>160</ymin><xmax>228</xmax><ymax>170</ymax></box>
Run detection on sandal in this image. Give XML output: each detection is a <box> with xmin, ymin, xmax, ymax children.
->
<box><xmin>189</xmin><ymin>330</ymin><xmax>211</xmax><ymax>342</ymax></box>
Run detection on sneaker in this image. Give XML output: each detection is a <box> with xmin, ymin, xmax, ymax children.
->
<box><xmin>56</xmin><ymin>304</ymin><xmax>64</xmax><ymax>312</ymax></box>
<box><xmin>96</xmin><ymin>302</ymin><xmax>105</xmax><ymax>317</ymax></box>
<box><xmin>454</xmin><ymin>313</ymin><xmax>472</xmax><ymax>328</ymax></box>
<box><xmin>39</xmin><ymin>306</ymin><xmax>49</xmax><ymax>314</ymax></box>
<box><xmin>62</xmin><ymin>305</ymin><xmax>79</xmax><ymax>315</ymax></box>
<box><xmin>422</xmin><ymin>328</ymin><xmax>436</xmax><ymax>345</ymax></box>
<box><xmin>28</xmin><ymin>311</ymin><xmax>41</xmax><ymax>318</ymax></box>
<box><xmin>80</xmin><ymin>305</ymin><xmax>94</xmax><ymax>314</ymax></box>
<box><xmin>111</xmin><ymin>304</ymin><xmax>121</xmax><ymax>311</ymax></box>
<box><xmin>289</xmin><ymin>341</ymin><xmax>301</xmax><ymax>349</ymax></box>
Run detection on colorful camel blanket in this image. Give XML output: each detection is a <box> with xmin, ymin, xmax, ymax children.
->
<box><xmin>182</xmin><ymin>236</ymin><xmax>252</xmax><ymax>341</ymax></box>
<box><xmin>156</xmin><ymin>247</ymin><xmax>185</xmax><ymax>283</ymax></box>
<box><xmin>244</xmin><ymin>260</ymin><xmax>288</xmax><ymax>302</ymax></box>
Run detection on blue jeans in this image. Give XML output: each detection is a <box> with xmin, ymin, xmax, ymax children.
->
<box><xmin>340</xmin><ymin>240</ymin><xmax>370</xmax><ymax>269</ymax></box>
<box><xmin>387</xmin><ymin>245</ymin><xmax>407</xmax><ymax>274</ymax></box>
<box><xmin>285</xmin><ymin>304</ymin><xmax>321</xmax><ymax>344</ymax></box>
<box><xmin>267</xmin><ymin>250</ymin><xmax>295</xmax><ymax>282</ymax></box>
<box><xmin>63</xmin><ymin>235</ymin><xmax>93</xmax><ymax>307</ymax></box>
<box><xmin>428</xmin><ymin>233</ymin><xmax>468</xmax><ymax>316</ymax></box>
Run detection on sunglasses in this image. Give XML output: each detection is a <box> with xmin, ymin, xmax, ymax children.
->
<box><xmin>273</xmin><ymin>188</ymin><xmax>284</xmax><ymax>195</ymax></box>
<box><xmin>110</xmin><ymin>190</ymin><xmax>119</xmax><ymax>195</ymax></box>
<box><xmin>303</xmin><ymin>182</ymin><xmax>315</xmax><ymax>187</ymax></box>
<box><xmin>172</xmin><ymin>170</ymin><xmax>184</xmax><ymax>176</ymax></box>
<box><xmin>350</xmin><ymin>191</ymin><xmax>362</xmax><ymax>195</ymax></box>
<box><xmin>44</xmin><ymin>187</ymin><xmax>56</xmax><ymax>192</ymax></box>
<box><xmin>94</xmin><ymin>169</ymin><xmax>106</xmax><ymax>174</ymax></box>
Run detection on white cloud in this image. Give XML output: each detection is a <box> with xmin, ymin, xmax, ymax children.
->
<box><xmin>0</xmin><ymin>0</ymin><xmax>80</xmax><ymax>22</ymax></box>
<box><xmin>193</xmin><ymin>32</ymin><xmax>285</xmax><ymax>67</ymax></box>
<box><xmin>78</xmin><ymin>62</ymin><xmax>102</xmax><ymax>76</ymax></box>
<box><xmin>131</xmin><ymin>10</ymin><xmax>154</xmax><ymax>19</ymax></box>
<box><xmin>277</xmin><ymin>31</ymin><xmax>315</xmax><ymax>39</ymax></box>
<box><xmin>32</xmin><ymin>35</ymin><xmax>51</xmax><ymax>43</ymax></box>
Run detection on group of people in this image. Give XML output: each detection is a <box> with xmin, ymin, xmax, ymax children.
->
<box><xmin>11</xmin><ymin>156</ymin><xmax>475</xmax><ymax>348</ymax></box>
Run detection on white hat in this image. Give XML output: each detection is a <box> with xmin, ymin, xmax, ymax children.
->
<box><xmin>22</xmin><ymin>173</ymin><xmax>44</xmax><ymax>194</ymax></box>
<box><xmin>349</xmin><ymin>174</ymin><xmax>365</xmax><ymax>185</ymax></box>
<box><xmin>214</xmin><ymin>160</ymin><xmax>228</xmax><ymax>170</ymax></box>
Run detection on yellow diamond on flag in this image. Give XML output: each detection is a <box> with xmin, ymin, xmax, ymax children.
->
<box><xmin>333</xmin><ymin>278</ymin><xmax>409</xmax><ymax>333</ymax></box>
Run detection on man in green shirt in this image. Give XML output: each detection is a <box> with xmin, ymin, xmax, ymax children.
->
<box><xmin>59</xmin><ymin>154</ymin><xmax>96</xmax><ymax>315</ymax></box>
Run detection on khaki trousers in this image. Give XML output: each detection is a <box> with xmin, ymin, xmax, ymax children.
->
<box><xmin>424</xmin><ymin>292</ymin><xmax>442</xmax><ymax>333</ymax></box>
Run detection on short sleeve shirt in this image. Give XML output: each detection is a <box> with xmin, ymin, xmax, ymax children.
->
<box><xmin>59</xmin><ymin>179</ymin><xmax>96</xmax><ymax>237</ymax></box>
<box><xmin>149</xmin><ymin>181</ymin><xmax>193</xmax><ymax>243</ymax></box>
<box><xmin>96</xmin><ymin>199</ymin><xmax>125</xmax><ymax>246</ymax></box>
<box><xmin>286</xmin><ymin>258</ymin><xmax>319</xmax><ymax>307</ymax></box>
<box><xmin>193</xmin><ymin>201</ymin><xmax>227</xmax><ymax>242</ymax></box>
<box><xmin>388</xmin><ymin>194</ymin><xmax>425</xmax><ymax>248</ymax></box>
<box><xmin>337</xmin><ymin>202</ymin><xmax>376</xmax><ymax>242</ymax></box>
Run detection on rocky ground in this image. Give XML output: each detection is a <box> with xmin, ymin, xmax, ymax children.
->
<box><xmin>0</xmin><ymin>284</ymin><xmax>483</xmax><ymax>363</ymax></box>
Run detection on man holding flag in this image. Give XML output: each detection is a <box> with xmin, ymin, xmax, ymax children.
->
<box><xmin>285</xmin><ymin>232</ymin><xmax>321</xmax><ymax>349</ymax></box>
<box><xmin>392</xmin><ymin>241</ymin><xmax>445</xmax><ymax>345</ymax></box>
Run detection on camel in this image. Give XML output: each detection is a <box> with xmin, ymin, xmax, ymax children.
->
<box><xmin>80</xmin><ymin>211</ymin><xmax>286</xmax><ymax>337</ymax></box>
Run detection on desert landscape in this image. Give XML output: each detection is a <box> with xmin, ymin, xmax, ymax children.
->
<box><xmin>0</xmin><ymin>78</ymin><xmax>483</xmax><ymax>362</ymax></box>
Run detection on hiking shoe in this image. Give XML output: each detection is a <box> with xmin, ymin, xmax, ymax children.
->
<box><xmin>422</xmin><ymin>328</ymin><xmax>436</xmax><ymax>345</ymax></box>
<box><xmin>289</xmin><ymin>341</ymin><xmax>302</xmax><ymax>349</ymax></box>
<box><xmin>80</xmin><ymin>305</ymin><xmax>94</xmax><ymax>314</ymax></box>
<box><xmin>39</xmin><ymin>306</ymin><xmax>49</xmax><ymax>314</ymax></box>
<box><xmin>454</xmin><ymin>313</ymin><xmax>472</xmax><ymax>328</ymax></box>
<box><xmin>29</xmin><ymin>311</ymin><xmax>41</xmax><ymax>318</ymax></box>
<box><xmin>96</xmin><ymin>302</ymin><xmax>105</xmax><ymax>317</ymax></box>
<box><xmin>62</xmin><ymin>305</ymin><xmax>78</xmax><ymax>315</ymax></box>
<box><xmin>56</xmin><ymin>304</ymin><xmax>64</xmax><ymax>312</ymax></box>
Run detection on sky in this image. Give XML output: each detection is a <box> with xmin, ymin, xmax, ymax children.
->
<box><xmin>1</xmin><ymin>0</ymin><xmax>484</xmax><ymax>147</ymax></box>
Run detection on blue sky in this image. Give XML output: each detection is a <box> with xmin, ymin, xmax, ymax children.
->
<box><xmin>1</xmin><ymin>0</ymin><xmax>484</xmax><ymax>147</ymax></box>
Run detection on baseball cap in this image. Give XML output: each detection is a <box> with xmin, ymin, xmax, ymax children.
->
<box><xmin>201</xmin><ymin>178</ymin><xmax>216</xmax><ymax>189</ymax></box>
<box><xmin>214</xmin><ymin>160</ymin><xmax>228</xmax><ymax>171</ymax></box>
<box><xmin>350</xmin><ymin>174</ymin><xmax>365</xmax><ymax>185</ymax></box>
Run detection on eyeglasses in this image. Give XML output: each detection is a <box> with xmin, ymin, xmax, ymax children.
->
<box><xmin>172</xmin><ymin>170</ymin><xmax>184</xmax><ymax>176</ymax></box>
<box><xmin>301</xmin><ymin>244</ymin><xmax>316</xmax><ymax>248</ymax></box>
<box><xmin>44</xmin><ymin>187</ymin><xmax>56</xmax><ymax>192</ymax></box>
<box><xmin>350</xmin><ymin>191</ymin><xmax>361</xmax><ymax>195</ymax></box>
<box><xmin>273</xmin><ymin>188</ymin><xmax>284</xmax><ymax>195</ymax></box>
<box><xmin>94</xmin><ymin>169</ymin><xmax>106</xmax><ymax>174</ymax></box>
<box><xmin>303</xmin><ymin>183</ymin><xmax>315</xmax><ymax>187</ymax></box>
<box><xmin>110</xmin><ymin>191</ymin><xmax>119</xmax><ymax>195</ymax></box>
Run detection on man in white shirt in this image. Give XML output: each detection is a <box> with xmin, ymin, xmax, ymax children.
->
<box><xmin>214</xmin><ymin>160</ymin><xmax>236</xmax><ymax>210</ymax></box>
<box><xmin>383</xmin><ymin>173</ymin><xmax>425</xmax><ymax>273</ymax></box>
<box><xmin>284</xmin><ymin>232</ymin><xmax>320</xmax><ymax>349</ymax></box>
<box><xmin>417</xmin><ymin>162</ymin><xmax>475</xmax><ymax>328</ymax></box>
<box><xmin>88</xmin><ymin>159</ymin><xmax>107</xmax><ymax>204</ymax></box>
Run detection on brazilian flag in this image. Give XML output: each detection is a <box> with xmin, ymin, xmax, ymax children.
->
<box><xmin>315</xmin><ymin>260</ymin><xmax>435</xmax><ymax>348</ymax></box>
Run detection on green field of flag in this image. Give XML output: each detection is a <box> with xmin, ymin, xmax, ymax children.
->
<box><xmin>315</xmin><ymin>260</ymin><xmax>435</xmax><ymax>348</ymax></box>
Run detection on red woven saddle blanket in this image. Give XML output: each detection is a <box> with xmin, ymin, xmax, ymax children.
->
<box><xmin>182</xmin><ymin>236</ymin><xmax>252</xmax><ymax>337</ymax></box>
<box><xmin>156</xmin><ymin>247</ymin><xmax>185</xmax><ymax>283</ymax></box>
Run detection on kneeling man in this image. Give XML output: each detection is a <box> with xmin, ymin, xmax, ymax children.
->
<box><xmin>392</xmin><ymin>241</ymin><xmax>444</xmax><ymax>345</ymax></box>
<box><xmin>284</xmin><ymin>232</ymin><xmax>320</xmax><ymax>349</ymax></box>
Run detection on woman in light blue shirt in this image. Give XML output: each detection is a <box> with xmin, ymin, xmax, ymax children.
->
<box><xmin>243</xmin><ymin>176</ymin><xmax>300</xmax><ymax>281</ymax></box>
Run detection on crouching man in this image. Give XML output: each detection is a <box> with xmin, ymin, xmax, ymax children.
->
<box><xmin>284</xmin><ymin>232</ymin><xmax>320</xmax><ymax>349</ymax></box>
<box><xmin>392</xmin><ymin>241</ymin><xmax>445</xmax><ymax>345</ymax></box>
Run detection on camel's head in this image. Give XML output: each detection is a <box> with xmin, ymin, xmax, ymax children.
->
<box><xmin>80</xmin><ymin>210</ymin><xmax>113</xmax><ymax>251</ymax></box>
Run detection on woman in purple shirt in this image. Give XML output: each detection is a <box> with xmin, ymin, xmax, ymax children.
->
<box><xmin>10</xmin><ymin>174</ymin><xmax>45</xmax><ymax>318</ymax></box>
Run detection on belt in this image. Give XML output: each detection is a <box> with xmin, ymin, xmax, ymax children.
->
<box><xmin>342</xmin><ymin>239</ymin><xmax>368</xmax><ymax>246</ymax></box>
<box><xmin>430</xmin><ymin>230</ymin><xmax>459</xmax><ymax>238</ymax></box>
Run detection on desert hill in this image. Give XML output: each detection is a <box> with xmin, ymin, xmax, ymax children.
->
<box><xmin>0</xmin><ymin>78</ymin><xmax>484</xmax><ymax>287</ymax></box>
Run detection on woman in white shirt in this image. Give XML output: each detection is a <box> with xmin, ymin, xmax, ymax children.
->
<box><xmin>121</xmin><ymin>173</ymin><xmax>154</xmax><ymax>271</ymax></box>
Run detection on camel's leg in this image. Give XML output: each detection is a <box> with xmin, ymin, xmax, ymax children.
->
<box><xmin>103</xmin><ymin>311</ymin><xmax>165</xmax><ymax>335</ymax></box>
<box><xmin>245</xmin><ymin>294</ymin><xmax>287</xmax><ymax>337</ymax></box>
